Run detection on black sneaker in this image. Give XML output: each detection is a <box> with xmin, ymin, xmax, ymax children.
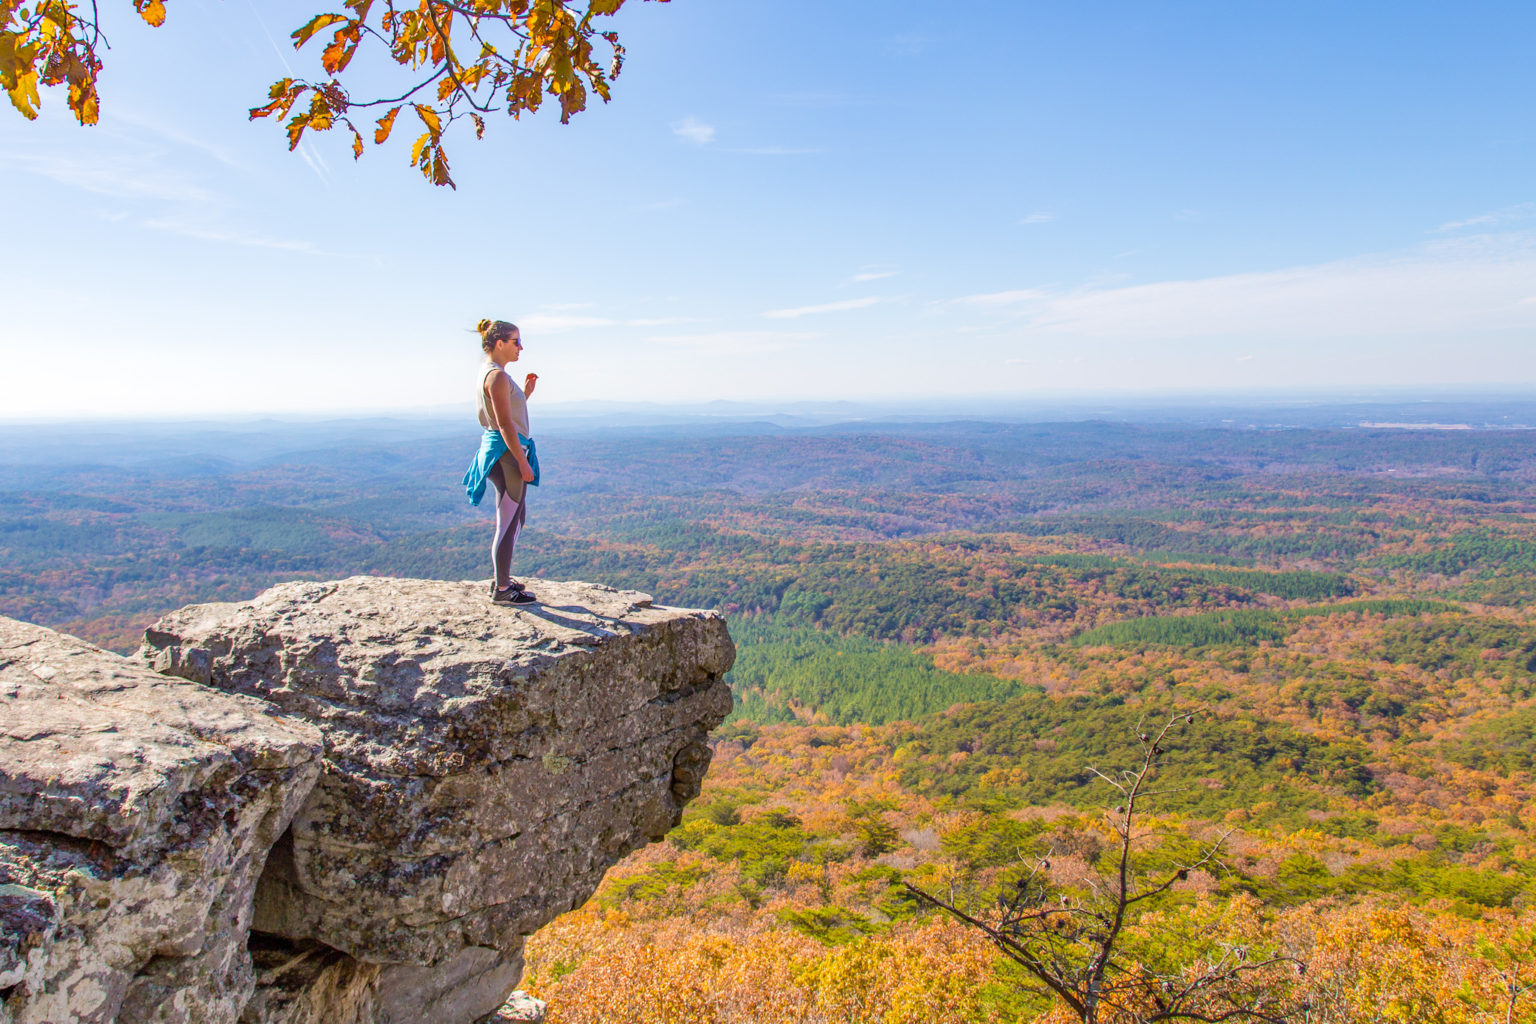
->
<box><xmin>492</xmin><ymin>585</ymin><xmax>537</xmax><ymax>605</ymax></box>
<box><xmin>489</xmin><ymin>580</ymin><xmax>526</xmax><ymax>597</ymax></box>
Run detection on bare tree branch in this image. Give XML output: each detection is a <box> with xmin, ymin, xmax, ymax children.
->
<box><xmin>906</xmin><ymin>709</ymin><xmax>1305</xmax><ymax>1024</ymax></box>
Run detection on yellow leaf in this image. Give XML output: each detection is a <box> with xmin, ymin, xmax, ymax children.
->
<box><xmin>351</xmin><ymin>127</ymin><xmax>363</xmax><ymax>158</ymax></box>
<box><xmin>374</xmin><ymin>105</ymin><xmax>401</xmax><ymax>143</ymax></box>
<box><xmin>0</xmin><ymin>35</ymin><xmax>23</xmax><ymax>92</ymax></box>
<box><xmin>292</xmin><ymin>13</ymin><xmax>349</xmax><ymax>47</ymax></box>
<box><xmin>550</xmin><ymin>54</ymin><xmax>575</xmax><ymax>95</ymax></box>
<box><xmin>138</xmin><ymin>0</ymin><xmax>168</xmax><ymax>28</ymax></box>
<box><xmin>410</xmin><ymin>129</ymin><xmax>431</xmax><ymax>166</ymax></box>
<box><xmin>68</xmin><ymin>79</ymin><xmax>99</xmax><ymax>125</ymax></box>
<box><xmin>285</xmin><ymin>112</ymin><xmax>310</xmax><ymax>150</ymax></box>
<box><xmin>6</xmin><ymin>69</ymin><xmax>41</xmax><ymax>120</ymax></box>
<box><xmin>413</xmin><ymin>102</ymin><xmax>441</xmax><ymax>135</ymax></box>
<box><xmin>249</xmin><ymin>79</ymin><xmax>303</xmax><ymax>122</ymax></box>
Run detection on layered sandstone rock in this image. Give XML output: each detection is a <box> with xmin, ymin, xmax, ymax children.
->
<box><xmin>0</xmin><ymin>617</ymin><xmax>324</xmax><ymax>1024</ymax></box>
<box><xmin>137</xmin><ymin>576</ymin><xmax>733</xmax><ymax>1024</ymax></box>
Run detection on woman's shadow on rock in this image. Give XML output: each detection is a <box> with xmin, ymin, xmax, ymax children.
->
<box><xmin>494</xmin><ymin>601</ymin><xmax>621</xmax><ymax>644</ymax></box>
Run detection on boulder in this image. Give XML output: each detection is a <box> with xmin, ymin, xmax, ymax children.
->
<box><xmin>487</xmin><ymin>991</ymin><xmax>546</xmax><ymax>1023</ymax></box>
<box><xmin>137</xmin><ymin>576</ymin><xmax>733</xmax><ymax>1024</ymax></box>
<box><xmin>0</xmin><ymin>617</ymin><xmax>324</xmax><ymax>1024</ymax></box>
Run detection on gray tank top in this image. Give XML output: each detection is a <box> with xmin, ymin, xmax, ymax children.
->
<box><xmin>477</xmin><ymin>360</ymin><xmax>530</xmax><ymax>436</ymax></box>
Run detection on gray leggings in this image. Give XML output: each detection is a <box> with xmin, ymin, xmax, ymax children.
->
<box><xmin>486</xmin><ymin>455</ymin><xmax>527</xmax><ymax>587</ymax></box>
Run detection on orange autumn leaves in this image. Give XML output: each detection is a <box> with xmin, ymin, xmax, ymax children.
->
<box><xmin>251</xmin><ymin>0</ymin><xmax>659</xmax><ymax>188</ymax></box>
<box><xmin>524</xmin><ymin>898</ymin><xmax>1536</xmax><ymax>1024</ymax></box>
<box><xmin>3</xmin><ymin>0</ymin><xmax>161</xmax><ymax>122</ymax></box>
<box><xmin>515</xmin><ymin>696</ymin><xmax>1536</xmax><ymax>1024</ymax></box>
<box><xmin>3</xmin><ymin>0</ymin><xmax>660</xmax><ymax>187</ymax></box>
<box><xmin>133</xmin><ymin>0</ymin><xmax>164</xmax><ymax>27</ymax></box>
<box><xmin>524</xmin><ymin>915</ymin><xmax>1010</xmax><ymax>1024</ymax></box>
<box><xmin>0</xmin><ymin>0</ymin><xmax>130</xmax><ymax>123</ymax></box>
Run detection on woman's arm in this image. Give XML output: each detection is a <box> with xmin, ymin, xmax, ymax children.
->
<box><xmin>488</xmin><ymin>372</ymin><xmax>536</xmax><ymax>482</ymax></box>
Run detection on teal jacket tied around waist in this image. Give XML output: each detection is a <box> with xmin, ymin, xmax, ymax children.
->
<box><xmin>463</xmin><ymin>430</ymin><xmax>539</xmax><ymax>506</ymax></box>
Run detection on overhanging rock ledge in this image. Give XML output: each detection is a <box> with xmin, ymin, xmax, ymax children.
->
<box><xmin>1</xmin><ymin>576</ymin><xmax>733</xmax><ymax>1024</ymax></box>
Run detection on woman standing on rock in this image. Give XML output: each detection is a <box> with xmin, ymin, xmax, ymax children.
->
<box><xmin>463</xmin><ymin>318</ymin><xmax>540</xmax><ymax>605</ymax></box>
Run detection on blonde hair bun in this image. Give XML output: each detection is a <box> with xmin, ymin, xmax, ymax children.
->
<box><xmin>476</xmin><ymin>318</ymin><xmax>519</xmax><ymax>353</ymax></box>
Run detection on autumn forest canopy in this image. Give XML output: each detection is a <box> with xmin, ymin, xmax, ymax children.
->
<box><xmin>3</xmin><ymin>407</ymin><xmax>1536</xmax><ymax>1021</ymax></box>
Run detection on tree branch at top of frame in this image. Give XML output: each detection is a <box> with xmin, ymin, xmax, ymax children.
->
<box><xmin>1</xmin><ymin>0</ymin><xmax>667</xmax><ymax>189</ymax></box>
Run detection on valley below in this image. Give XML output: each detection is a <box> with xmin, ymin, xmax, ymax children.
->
<box><xmin>4</xmin><ymin>406</ymin><xmax>1534</xmax><ymax>1022</ymax></box>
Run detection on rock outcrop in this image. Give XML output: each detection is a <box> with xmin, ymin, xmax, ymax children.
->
<box><xmin>0</xmin><ymin>617</ymin><xmax>324</xmax><ymax>1024</ymax></box>
<box><xmin>1</xmin><ymin>577</ymin><xmax>733</xmax><ymax>1024</ymax></box>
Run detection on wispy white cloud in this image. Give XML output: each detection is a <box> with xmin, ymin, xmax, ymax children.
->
<box><xmin>521</xmin><ymin>312</ymin><xmax>708</xmax><ymax>332</ymax></box>
<box><xmin>296</xmin><ymin>140</ymin><xmax>332</xmax><ymax>186</ymax></box>
<box><xmin>648</xmin><ymin>330</ymin><xmax>813</xmax><ymax>354</ymax></box>
<box><xmin>954</xmin><ymin>289</ymin><xmax>1051</xmax><ymax>307</ymax></box>
<box><xmin>3</xmin><ymin>149</ymin><xmax>217</xmax><ymax>203</ymax></box>
<box><xmin>2</xmin><ymin>129</ymin><xmax>327</xmax><ymax>253</ymax></box>
<box><xmin>671</xmin><ymin>117</ymin><xmax>716</xmax><ymax>145</ymax></box>
<box><xmin>243</xmin><ymin>0</ymin><xmax>297</xmax><ymax>74</ymax></box>
<box><xmin>763</xmin><ymin>296</ymin><xmax>881</xmax><ymax>319</ymax></box>
<box><xmin>1436</xmin><ymin>202</ymin><xmax>1536</xmax><ymax>232</ymax></box>
<box><xmin>851</xmin><ymin>270</ymin><xmax>899</xmax><ymax>283</ymax></box>
<box><xmin>114</xmin><ymin>108</ymin><xmax>243</xmax><ymax>168</ymax></box>
<box><xmin>768</xmin><ymin>91</ymin><xmax>861</xmax><ymax>107</ymax></box>
<box><xmin>626</xmin><ymin>316</ymin><xmax>707</xmax><ymax>327</ymax></box>
<box><xmin>1020</xmin><ymin>212</ymin><xmax>1054</xmax><ymax>225</ymax></box>
<box><xmin>520</xmin><ymin>314</ymin><xmax>618</xmax><ymax>332</ymax></box>
<box><xmin>950</xmin><ymin>235</ymin><xmax>1536</xmax><ymax>340</ymax></box>
<box><xmin>141</xmin><ymin>217</ymin><xmax>324</xmax><ymax>253</ymax></box>
<box><xmin>883</xmin><ymin>31</ymin><xmax>928</xmax><ymax>56</ymax></box>
<box><xmin>1441</xmin><ymin>213</ymin><xmax>1499</xmax><ymax>231</ymax></box>
<box><xmin>731</xmin><ymin>146</ymin><xmax>821</xmax><ymax>156</ymax></box>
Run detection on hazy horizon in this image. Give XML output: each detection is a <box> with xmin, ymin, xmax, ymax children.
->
<box><xmin>3</xmin><ymin>391</ymin><xmax>1535</xmax><ymax>435</ymax></box>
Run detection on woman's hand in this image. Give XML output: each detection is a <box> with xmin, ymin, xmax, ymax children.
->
<box><xmin>523</xmin><ymin>373</ymin><xmax>538</xmax><ymax>398</ymax></box>
<box><xmin>517</xmin><ymin>455</ymin><xmax>535</xmax><ymax>483</ymax></box>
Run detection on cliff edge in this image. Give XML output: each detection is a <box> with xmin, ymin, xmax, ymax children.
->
<box><xmin>1</xmin><ymin>577</ymin><xmax>734</xmax><ymax>1024</ymax></box>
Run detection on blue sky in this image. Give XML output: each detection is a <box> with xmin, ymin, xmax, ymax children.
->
<box><xmin>3</xmin><ymin>0</ymin><xmax>1534</xmax><ymax>418</ymax></box>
